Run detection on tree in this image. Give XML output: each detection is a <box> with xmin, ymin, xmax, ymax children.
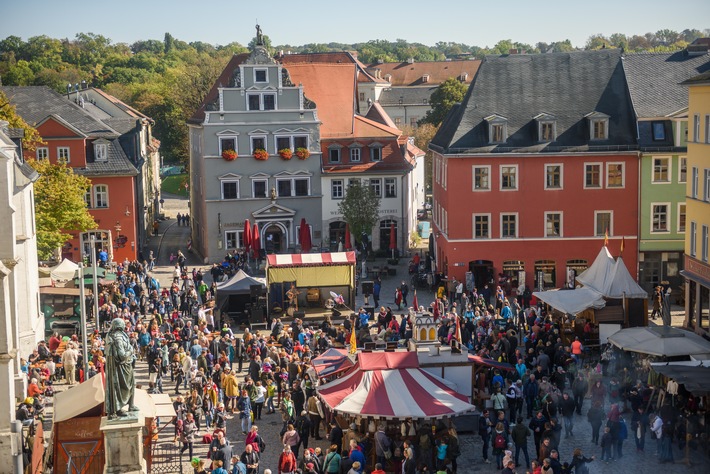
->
<box><xmin>403</xmin><ymin>123</ymin><xmax>439</xmax><ymax>193</ymax></box>
<box><xmin>585</xmin><ymin>34</ymin><xmax>611</xmax><ymax>50</ymax></box>
<box><xmin>419</xmin><ymin>77</ymin><xmax>468</xmax><ymax>126</ymax></box>
<box><xmin>28</xmin><ymin>159</ymin><xmax>96</xmax><ymax>259</ymax></box>
<box><xmin>338</xmin><ymin>181</ymin><xmax>380</xmax><ymax>248</ymax></box>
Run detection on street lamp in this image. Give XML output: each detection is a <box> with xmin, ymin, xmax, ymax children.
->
<box><xmin>77</xmin><ymin>263</ymin><xmax>89</xmax><ymax>379</ymax></box>
<box><xmin>90</xmin><ymin>235</ymin><xmax>99</xmax><ymax>329</ymax></box>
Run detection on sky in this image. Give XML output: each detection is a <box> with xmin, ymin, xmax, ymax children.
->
<box><xmin>1</xmin><ymin>0</ymin><xmax>708</xmax><ymax>49</ymax></box>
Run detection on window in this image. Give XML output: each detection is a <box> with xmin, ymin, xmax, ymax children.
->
<box><xmin>694</xmin><ymin>114</ymin><xmax>700</xmax><ymax>142</ymax></box>
<box><xmin>36</xmin><ymin>147</ymin><xmax>48</xmax><ymax>160</ymax></box>
<box><xmin>328</xmin><ymin>147</ymin><xmax>341</xmax><ymax>163</ymax></box>
<box><xmin>57</xmin><ymin>147</ymin><xmax>70</xmax><ymax>163</ymax></box>
<box><xmin>94</xmin><ymin>184</ymin><xmax>108</xmax><ymax>208</ymax></box>
<box><xmin>679</xmin><ymin>157</ymin><xmax>687</xmax><ymax>183</ymax></box>
<box><xmin>94</xmin><ymin>143</ymin><xmax>107</xmax><ymax>162</ymax></box>
<box><xmin>276</xmin><ymin>136</ymin><xmax>291</xmax><ymax>151</ymax></box>
<box><xmin>703</xmin><ymin>225</ymin><xmax>709</xmax><ymax>262</ymax></box>
<box><xmin>705</xmin><ymin>169</ymin><xmax>710</xmax><ymax>202</ymax></box>
<box><xmin>220</xmin><ymin>137</ymin><xmax>237</xmax><ymax>154</ymax></box>
<box><xmin>500</xmin><ymin>165</ymin><xmax>518</xmax><ymax>190</ymax></box>
<box><xmin>348</xmin><ymin>178</ymin><xmax>360</xmax><ymax>188</ymax></box>
<box><xmin>486</xmin><ymin>115</ymin><xmax>508</xmax><ymax>144</ymax></box>
<box><xmin>350</xmin><ymin>147</ymin><xmax>361</xmax><ymax>162</ymax></box>
<box><xmin>394</xmin><ymin>117</ymin><xmax>402</xmax><ymax>127</ymax></box>
<box><xmin>221</xmin><ymin>180</ymin><xmax>239</xmax><ymax>200</ymax></box>
<box><xmin>491</xmin><ymin>124</ymin><xmax>506</xmax><ymax>143</ymax></box>
<box><xmin>225</xmin><ymin>230</ymin><xmax>244</xmax><ymax>250</ymax></box>
<box><xmin>706</xmin><ymin>115</ymin><xmax>710</xmax><ymax>144</ymax></box>
<box><xmin>84</xmin><ymin>190</ymin><xmax>91</xmax><ymax>208</ymax></box>
<box><xmin>690</xmin><ymin>221</ymin><xmax>697</xmax><ymax>257</ymax></box>
<box><xmin>501</xmin><ymin>213</ymin><xmax>518</xmax><ymax>238</ymax></box>
<box><xmin>276</xmin><ymin>177</ymin><xmax>310</xmax><ymax>197</ymax></box>
<box><xmin>653</xmin><ymin>157</ymin><xmax>670</xmax><ymax>182</ymax></box>
<box><xmin>540</xmin><ymin>122</ymin><xmax>556</xmax><ymax>141</ymax></box>
<box><xmin>472</xmin><ymin>166</ymin><xmax>490</xmax><ymax>191</ymax></box>
<box><xmin>651</xmin><ymin>203</ymin><xmax>669</xmax><ymax>232</ymax></box>
<box><xmin>251</xmin><ymin>136</ymin><xmax>266</xmax><ymax>154</ymax></box>
<box><xmin>294</xmin><ymin>136</ymin><xmax>308</xmax><ymax>149</ymax></box>
<box><xmin>591</xmin><ymin>119</ymin><xmax>608</xmax><ymax>140</ymax></box>
<box><xmin>595</xmin><ymin>211</ymin><xmax>612</xmax><ymax>237</ymax></box>
<box><xmin>652</xmin><ymin>121</ymin><xmax>666</xmax><ymax>141</ymax></box>
<box><xmin>252</xmin><ymin>179</ymin><xmax>267</xmax><ymax>198</ymax></box>
<box><xmin>369</xmin><ymin>178</ymin><xmax>382</xmax><ymax>197</ymax></box>
<box><xmin>692</xmin><ymin>167</ymin><xmax>699</xmax><ymax>198</ymax></box>
<box><xmin>410</xmin><ymin>117</ymin><xmax>418</xmax><ymax>128</ymax></box>
<box><xmin>331</xmin><ymin>179</ymin><xmax>344</xmax><ymax>199</ymax></box>
<box><xmin>359</xmin><ymin>92</ymin><xmax>365</xmax><ymax>102</ymax></box>
<box><xmin>384</xmin><ymin>178</ymin><xmax>396</xmax><ymax>198</ymax></box>
<box><xmin>254</xmin><ymin>69</ymin><xmax>267</xmax><ymax>83</ymax></box>
<box><xmin>606</xmin><ymin>162</ymin><xmax>624</xmax><ymax>188</ymax></box>
<box><xmin>545</xmin><ymin>212</ymin><xmax>562</xmax><ymax>237</ymax></box>
<box><xmin>545</xmin><ymin>164</ymin><xmax>562</xmax><ymax>189</ymax></box>
<box><xmin>585</xmin><ymin>163</ymin><xmax>602</xmax><ymax>188</ymax></box>
<box><xmin>370</xmin><ymin>146</ymin><xmax>382</xmax><ymax>161</ymax></box>
<box><xmin>473</xmin><ymin>214</ymin><xmax>490</xmax><ymax>239</ymax></box>
<box><xmin>678</xmin><ymin>203</ymin><xmax>686</xmax><ymax>233</ymax></box>
<box><xmin>247</xmin><ymin>93</ymin><xmax>276</xmax><ymax>111</ymax></box>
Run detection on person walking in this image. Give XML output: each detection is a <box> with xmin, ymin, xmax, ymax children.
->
<box><xmin>479</xmin><ymin>409</ymin><xmax>493</xmax><ymax>464</ymax></box>
<box><xmin>631</xmin><ymin>406</ymin><xmax>648</xmax><ymax>452</ymax></box>
<box><xmin>559</xmin><ymin>392</ymin><xmax>576</xmax><ymax>438</ymax></box>
<box><xmin>179</xmin><ymin>412</ymin><xmax>198</xmax><ymax>462</ymax></box>
<box><xmin>511</xmin><ymin>416</ymin><xmax>531</xmax><ymax>469</ymax></box>
<box><xmin>587</xmin><ymin>401</ymin><xmax>604</xmax><ymax>445</ymax></box>
<box><xmin>61</xmin><ymin>342</ymin><xmax>79</xmax><ymax>385</ymax></box>
<box><xmin>569</xmin><ymin>447</ymin><xmax>595</xmax><ymax>474</ymax></box>
<box><xmin>400</xmin><ymin>281</ymin><xmax>409</xmax><ymax>307</ymax></box>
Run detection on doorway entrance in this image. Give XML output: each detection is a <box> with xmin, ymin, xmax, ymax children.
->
<box><xmin>468</xmin><ymin>260</ymin><xmax>494</xmax><ymax>291</ymax></box>
<box><xmin>264</xmin><ymin>225</ymin><xmax>284</xmax><ymax>254</ymax></box>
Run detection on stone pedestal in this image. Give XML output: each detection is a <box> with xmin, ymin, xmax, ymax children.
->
<box><xmin>100</xmin><ymin>417</ymin><xmax>146</xmax><ymax>474</ymax></box>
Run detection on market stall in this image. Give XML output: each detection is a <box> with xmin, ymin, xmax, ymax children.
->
<box><xmin>215</xmin><ymin>269</ymin><xmax>266</xmax><ymax>324</ymax></box>
<box><xmin>311</xmin><ymin>347</ymin><xmax>354</xmax><ymax>378</ymax></box>
<box><xmin>607</xmin><ymin>325</ymin><xmax>710</xmax><ymax>359</ymax></box>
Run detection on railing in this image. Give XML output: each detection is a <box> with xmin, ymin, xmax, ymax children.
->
<box><xmin>150</xmin><ymin>441</ymin><xmax>188</xmax><ymax>474</ymax></box>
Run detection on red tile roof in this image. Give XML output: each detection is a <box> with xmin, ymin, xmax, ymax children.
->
<box><xmin>366</xmin><ymin>59</ymin><xmax>481</xmax><ymax>86</ymax></box>
<box><xmin>281</xmin><ymin>52</ymin><xmax>384</xmax><ymax>84</ymax></box>
<box><xmin>364</xmin><ymin>102</ymin><xmax>398</xmax><ymax>129</ymax></box>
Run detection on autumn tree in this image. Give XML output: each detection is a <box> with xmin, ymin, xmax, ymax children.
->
<box><xmin>403</xmin><ymin>123</ymin><xmax>439</xmax><ymax>193</ymax></box>
<box><xmin>419</xmin><ymin>77</ymin><xmax>468</xmax><ymax>126</ymax></box>
<box><xmin>338</xmin><ymin>181</ymin><xmax>380</xmax><ymax>249</ymax></box>
<box><xmin>28</xmin><ymin>159</ymin><xmax>96</xmax><ymax>259</ymax></box>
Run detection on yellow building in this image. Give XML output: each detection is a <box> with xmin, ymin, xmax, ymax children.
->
<box><xmin>682</xmin><ymin>71</ymin><xmax>710</xmax><ymax>336</ymax></box>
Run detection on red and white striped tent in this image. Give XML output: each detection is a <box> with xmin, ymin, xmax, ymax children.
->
<box><xmin>317</xmin><ymin>352</ymin><xmax>475</xmax><ymax>420</ymax></box>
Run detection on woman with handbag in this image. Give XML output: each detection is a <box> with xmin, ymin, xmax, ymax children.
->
<box><xmin>323</xmin><ymin>444</ymin><xmax>341</xmax><ymax>474</ymax></box>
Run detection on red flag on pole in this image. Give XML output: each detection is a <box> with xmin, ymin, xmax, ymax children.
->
<box><xmin>412</xmin><ymin>289</ymin><xmax>419</xmax><ymax>310</ymax></box>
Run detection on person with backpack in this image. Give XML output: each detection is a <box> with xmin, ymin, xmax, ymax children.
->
<box><xmin>323</xmin><ymin>444</ymin><xmax>341</xmax><ymax>474</ymax></box>
<box><xmin>493</xmin><ymin>422</ymin><xmax>508</xmax><ymax>469</ymax></box>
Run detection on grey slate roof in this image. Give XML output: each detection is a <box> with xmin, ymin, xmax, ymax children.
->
<box><xmin>623</xmin><ymin>51</ymin><xmax>710</xmax><ymax>118</ymax></box>
<box><xmin>378</xmin><ymin>86</ymin><xmax>437</xmax><ymax>106</ymax></box>
<box><xmin>431</xmin><ymin>49</ymin><xmax>637</xmax><ymax>153</ymax></box>
<box><xmin>77</xmin><ymin>138</ymin><xmax>138</xmax><ymax>177</ymax></box>
<box><xmin>0</xmin><ymin>86</ymin><xmax>118</xmax><ymax>139</ymax></box>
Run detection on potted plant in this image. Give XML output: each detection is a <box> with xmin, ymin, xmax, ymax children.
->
<box><xmin>222</xmin><ymin>149</ymin><xmax>237</xmax><ymax>161</ymax></box>
<box><xmin>278</xmin><ymin>148</ymin><xmax>293</xmax><ymax>160</ymax></box>
<box><xmin>253</xmin><ymin>148</ymin><xmax>269</xmax><ymax>161</ymax></box>
<box><xmin>295</xmin><ymin>147</ymin><xmax>310</xmax><ymax>160</ymax></box>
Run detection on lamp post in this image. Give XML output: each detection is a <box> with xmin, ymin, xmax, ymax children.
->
<box><xmin>77</xmin><ymin>263</ymin><xmax>90</xmax><ymax>378</ymax></box>
<box><xmin>90</xmin><ymin>235</ymin><xmax>99</xmax><ymax>326</ymax></box>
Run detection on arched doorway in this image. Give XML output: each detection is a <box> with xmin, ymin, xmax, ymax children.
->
<box><xmin>329</xmin><ymin>221</ymin><xmax>346</xmax><ymax>251</ymax></box>
<box><xmin>379</xmin><ymin>219</ymin><xmax>397</xmax><ymax>252</ymax></box>
<box><xmin>263</xmin><ymin>223</ymin><xmax>286</xmax><ymax>254</ymax></box>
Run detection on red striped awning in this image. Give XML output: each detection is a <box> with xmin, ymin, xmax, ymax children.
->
<box><xmin>267</xmin><ymin>251</ymin><xmax>356</xmax><ymax>268</ymax></box>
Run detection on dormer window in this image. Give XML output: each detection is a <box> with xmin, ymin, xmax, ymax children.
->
<box><xmin>369</xmin><ymin>143</ymin><xmax>383</xmax><ymax>161</ymax></box>
<box><xmin>460</xmin><ymin>72</ymin><xmax>468</xmax><ymax>82</ymax></box>
<box><xmin>485</xmin><ymin>115</ymin><xmax>508</xmax><ymax>144</ymax></box>
<box><xmin>534</xmin><ymin>113</ymin><xmax>557</xmax><ymax>142</ymax></box>
<box><xmin>422</xmin><ymin>74</ymin><xmax>430</xmax><ymax>83</ymax></box>
<box><xmin>94</xmin><ymin>141</ymin><xmax>108</xmax><ymax>162</ymax></box>
<box><xmin>384</xmin><ymin>74</ymin><xmax>392</xmax><ymax>83</ymax></box>
<box><xmin>586</xmin><ymin>111</ymin><xmax>610</xmax><ymax>141</ymax></box>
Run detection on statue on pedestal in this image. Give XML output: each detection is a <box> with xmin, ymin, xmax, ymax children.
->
<box><xmin>105</xmin><ymin>318</ymin><xmax>138</xmax><ymax>419</ymax></box>
<box><xmin>256</xmin><ymin>24</ymin><xmax>264</xmax><ymax>46</ymax></box>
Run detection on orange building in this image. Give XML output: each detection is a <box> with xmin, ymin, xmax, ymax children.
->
<box><xmin>3</xmin><ymin>86</ymin><xmax>139</xmax><ymax>262</ymax></box>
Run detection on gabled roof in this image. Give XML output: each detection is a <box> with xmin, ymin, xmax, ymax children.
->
<box><xmin>378</xmin><ymin>86</ymin><xmax>437</xmax><ymax>106</ymax></box>
<box><xmin>280</xmin><ymin>51</ymin><xmax>385</xmax><ymax>84</ymax></box>
<box><xmin>431</xmin><ymin>49</ymin><xmax>637</xmax><ymax>153</ymax></box>
<box><xmin>366</xmin><ymin>59</ymin><xmax>480</xmax><ymax>86</ymax></box>
<box><xmin>1</xmin><ymin>86</ymin><xmax>118</xmax><ymax>139</ymax></box>
<box><xmin>286</xmin><ymin>62</ymin><xmax>357</xmax><ymax>137</ymax></box>
<box><xmin>76</xmin><ymin>138</ymin><xmax>138</xmax><ymax>177</ymax></box>
<box><xmin>188</xmin><ymin>53</ymin><xmax>250</xmax><ymax>124</ymax></box>
<box><xmin>364</xmin><ymin>102</ymin><xmax>398</xmax><ymax>129</ymax></box>
<box><xmin>682</xmin><ymin>70</ymin><xmax>710</xmax><ymax>85</ymax></box>
<box><xmin>622</xmin><ymin>51</ymin><xmax>710</xmax><ymax>118</ymax></box>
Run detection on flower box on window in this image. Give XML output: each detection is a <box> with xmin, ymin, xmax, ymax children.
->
<box><xmin>253</xmin><ymin>148</ymin><xmax>269</xmax><ymax>161</ymax></box>
<box><xmin>295</xmin><ymin>147</ymin><xmax>310</xmax><ymax>160</ymax></box>
<box><xmin>278</xmin><ymin>148</ymin><xmax>293</xmax><ymax>160</ymax></box>
<box><xmin>222</xmin><ymin>149</ymin><xmax>237</xmax><ymax>161</ymax></box>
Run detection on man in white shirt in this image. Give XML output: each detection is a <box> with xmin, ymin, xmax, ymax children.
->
<box><xmin>61</xmin><ymin>342</ymin><xmax>79</xmax><ymax>385</ymax></box>
<box><xmin>650</xmin><ymin>414</ymin><xmax>663</xmax><ymax>456</ymax></box>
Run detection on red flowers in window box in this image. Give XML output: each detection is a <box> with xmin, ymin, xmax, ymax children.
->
<box><xmin>253</xmin><ymin>149</ymin><xmax>269</xmax><ymax>161</ymax></box>
<box><xmin>222</xmin><ymin>149</ymin><xmax>237</xmax><ymax>161</ymax></box>
<box><xmin>295</xmin><ymin>147</ymin><xmax>310</xmax><ymax>160</ymax></box>
<box><xmin>278</xmin><ymin>148</ymin><xmax>293</xmax><ymax>160</ymax></box>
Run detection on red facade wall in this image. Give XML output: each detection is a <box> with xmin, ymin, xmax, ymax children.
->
<box><xmin>433</xmin><ymin>152</ymin><xmax>640</xmax><ymax>289</ymax></box>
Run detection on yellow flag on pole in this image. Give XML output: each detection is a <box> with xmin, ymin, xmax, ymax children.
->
<box><xmin>604</xmin><ymin>228</ymin><xmax>609</xmax><ymax>247</ymax></box>
<box><xmin>349</xmin><ymin>328</ymin><xmax>357</xmax><ymax>354</ymax></box>
<box><xmin>620</xmin><ymin>235</ymin><xmax>625</xmax><ymax>255</ymax></box>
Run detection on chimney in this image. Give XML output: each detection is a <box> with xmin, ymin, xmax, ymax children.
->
<box><xmin>508</xmin><ymin>48</ymin><xmax>519</xmax><ymax>55</ymax></box>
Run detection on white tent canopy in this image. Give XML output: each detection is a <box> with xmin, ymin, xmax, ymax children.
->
<box><xmin>533</xmin><ymin>287</ymin><xmax>607</xmax><ymax>315</ymax></box>
<box><xmin>608</xmin><ymin>326</ymin><xmax>710</xmax><ymax>358</ymax></box>
<box><xmin>50</xmin><ymin>258</ymin><xmax>79</xmax><ymax>282</ymax></box>
<box><xmin>53</xmin><ymin>374</ymin><xmax>104</xmax><ymax>423</ymax></box>
<box><xmin>577</xmin><ymin>247</ymin><xmax>647</xmax><ymax>299</ymax></box>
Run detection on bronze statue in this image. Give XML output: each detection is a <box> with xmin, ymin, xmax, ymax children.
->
<box><xmin>105</xmin><ymin>318</ymin><xmax>138</xmax><ymax>419</ymax></box>
<box><xmin>256</xmin><ymin>24</ymin><xmax>264</xmax><ymax>46</ymax></box>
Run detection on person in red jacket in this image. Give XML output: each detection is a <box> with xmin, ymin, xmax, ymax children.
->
<box><xmin>278</xmin><ymin>444</ymin><xmax>298</xmax><ymax>474</ymax></box>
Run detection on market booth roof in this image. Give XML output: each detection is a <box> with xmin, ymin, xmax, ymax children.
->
<box><xmin>215</xmin><ymin>269</ymin><xmax>266</xmax><ymax>310</ymax></box>
<box><xmin>576</xmin><ymin>247</ymin><xmax>647</xmax><ymax>299</ymax></box>
<box><xmin>317</xmin><ymin>351</ymin><xmax>475</xmax><ymax>420</ymax></box>
<box><xmin>608</xmin><ymin>326</ymin><xmax>710</xmax><ymax>358</ymax></box>
<box><xmin>533</xmin><ymin>287</ymin><xmax>607</xmax><ymax>316</ymax></box>
<box><xmin>53</xmin><ymin>373</ymin><xmax>104</xmax><ymax>423</ymax></box>
<box><xmin>312</xmin><ymin>347</ymin><xmax>354</xmax><ymax>377</ymax></box>
<box><xmin>651</xmin><ymin>360</ymin><xmax>710</xmax><ymax>396</ymax></box>
<box><xmin>266</xmin><ymin>251</ymin><xmax>356</xmax><ymax>287</ymax></box>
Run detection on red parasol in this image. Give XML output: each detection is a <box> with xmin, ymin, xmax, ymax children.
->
<box><xmin>412</xmin><ymin>289</ymin><xmax>419</xmax><ymax>310</ymax></box>
<box><xmin>243</xmin><ymin>220</ymin><xmax>252</xmax><ymax>252</ymax></box>
<box><xmin>299</xmin><ymin>217</ymin><xmax>312</xmax><ymax>253</ymax></box>
<box><xmin>251</xmin><ymin>222</ymin><xmax>260</xmax><ymax>257</ymax></box>
<box><xmin>389</xmin><ymin>222</ymin><xmax>396</xmax><ymax>258</ymax></box>
<box><xmin>344</xmin><ymin>223</ymin><xmax>352</xmax><ymax>251</ymax></box>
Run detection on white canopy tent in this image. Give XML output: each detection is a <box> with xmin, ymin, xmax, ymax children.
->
<box><xmin>608</xmin><ymin>326</ymin><xmax>710</xmax><ymax>358</ymax></box>
<box><xmin>49</xmin><ymin>258</ymin><xmax>79</xmax><ymax>282</ymax></box>
<box><xmin>533</xmin><ymin>287</ymin><xmax>607</xmax><ymax>316</ymax></box>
